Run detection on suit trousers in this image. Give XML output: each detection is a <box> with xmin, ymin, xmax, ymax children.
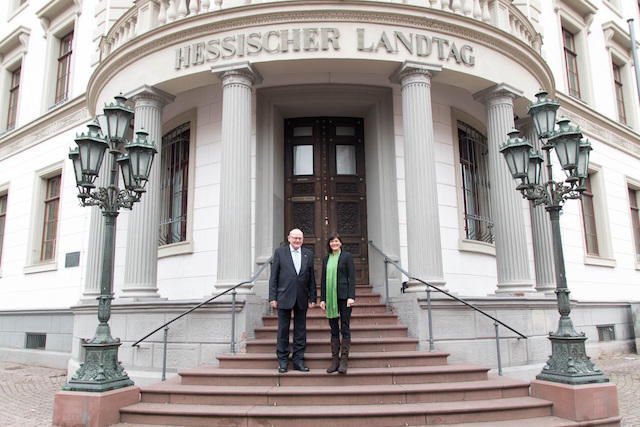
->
<box><xmin>276</xmin><ymin>304</ymin><xmax>308</xmax><ymax>366</ymax></box>
<box><xmin>328</xmin><ymin>298</ymin><xmax>352</xmax><ymax>341</ymax></box>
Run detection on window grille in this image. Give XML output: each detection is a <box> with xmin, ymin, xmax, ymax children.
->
<box><xmin>458</xmin><ymin>121</ymin><xmax>493</xmax><ymax>244</ymax></box>
<box><xmin>613</xmin><ymin>63</ymin><xmax>626</xmax><ymax>124</ymax></box>
<box><xmin>159</xmin><ymin>122</ymin><xmax>190</xmax><ymax>246</ymax></box>
<box><xmin>7</xmin><ymin>67</ymin><xmax>20</xmax><ymax>130</ymax></box>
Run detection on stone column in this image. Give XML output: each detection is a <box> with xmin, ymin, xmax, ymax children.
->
<box><xmin>390</xmin><ymin>61</ymin><xmax>445</xmax><ymax>292</ymax></box>
<box><xmin>474</xmin><ymin>84</ymin><xmax>534</xmax><ymax>294</ymax></box>
<box><xmin>120</xmin><ymin>86</ymin><xmax>175</xmax><ymax>300</ymax></box>
<box><xmin>211</xmin><ymin>62</ymin><xmax>262</xmax><ymax>294</ymax></box>
<box><xmin>519</xmin><ymin>120</ymin><xmax>556</xmax><ymax>294</ymax></box>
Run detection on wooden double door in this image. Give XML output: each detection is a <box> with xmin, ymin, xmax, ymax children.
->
<box><xmin>284</xmin><ymin>117</ymin><xmax>369</xmax><ymax>285</ymax></box>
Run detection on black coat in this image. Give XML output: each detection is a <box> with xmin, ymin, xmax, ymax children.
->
<box><xmin>269</xmin><ymin>245</ymin><xmax>317</xmax><ymax>310</ymax></box>
<box><xmin>320</xmin><ymin>251</ymin><xmax>356</xmax><ymax>302</ymax></box>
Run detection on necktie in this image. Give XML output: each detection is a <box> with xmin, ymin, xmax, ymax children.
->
<box><xmin>293</xmin><ymin>250</ymin><xmax>300</xmax><ymax>274</ymax></box>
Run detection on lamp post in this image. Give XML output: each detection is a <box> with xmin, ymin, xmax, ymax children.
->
<box><xmin>500</xmin><ymin>90</ymin><xmax>607</xmax><ymax>385</ymax></box>
<box><xmin>64</xmin><ymin>94</ymin><xmax>157</xmax><ymax>392</ymax></box>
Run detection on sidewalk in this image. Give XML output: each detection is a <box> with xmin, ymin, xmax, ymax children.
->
<box><xmin>1</xmin><ymin>353</ymin><xmax>639</xmax><ymax>426</ymax></box>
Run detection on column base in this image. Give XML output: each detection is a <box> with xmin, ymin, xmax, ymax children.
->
<box><xmin>494</xmin><ymin>281</ymin><xmax>536</xmax><ymax>295</ymax></box>
<box><xmin>213</xmin><ymin>282</ymin><xmax>255</xmax><ymax>295</ymax></box>
<box><xmin>402</xmin><ymin>279</ymin><xmax>447</xmax><ymax>293</ymax></box>
<box><xmin>530</xmin><ymin>379</ymin><xmax>620</xmax><ymax>424</ymax></box>
<box><xmin>119</xmin><ymin>286</ymin><xmax>165</xmax><ymax>301</ymax></box>
<box><xmin>53</xmin><ymin>385</ymin><xmax>140</xmax><ymax>427</ymax></box>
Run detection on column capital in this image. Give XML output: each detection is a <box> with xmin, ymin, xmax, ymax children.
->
<box><xmin>125</xmin><ymin>85</ymin><xmax>175</xmax><ymax>108</ymax></box>
<box><xmin>389</xmin><ymin>61</ymin><xmax>441</xmax><ymax>85</ymax></box>
<box><xmin>211</xmin><ymin>61</ymin><xmax>263</xmax><ymax>87</ymax></box>
<box><xmin>473</xmin><ymin>83</ymin><xmax>523</xmax><ymax>106</ymax></box>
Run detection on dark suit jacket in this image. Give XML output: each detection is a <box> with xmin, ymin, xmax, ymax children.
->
<box><xmin>320</xmin><ymin>251</ymin><xmax>356</xmax><ymax>302</ymax></box>
<box><xmin>269</xmin><ymin>245</ymin><xmax>317</xmax><ymax>310</ymax></box>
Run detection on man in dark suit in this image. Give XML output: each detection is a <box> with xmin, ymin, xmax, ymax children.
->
<box><xmin>269</xmin><ymin>228</ymin><xmax>317</xmax><ymax>373</ymax></box>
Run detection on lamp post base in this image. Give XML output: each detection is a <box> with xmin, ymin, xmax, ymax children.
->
<box><xmin>536</xmin><ymin>334</ymin><xmax>609</xmax><ymax>385</ymax></box>
<box><xmin>63</xmin><ymin>340</ymin><xmax>134</xmax><ymax>393</ymax></box>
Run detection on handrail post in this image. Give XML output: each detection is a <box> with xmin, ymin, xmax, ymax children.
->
<box><xmin>426</xmin><ymin>286</ymin><xmax>434</xmax><ymax>352</ymax></box>
<box><xmin>230</xmin><ymin>288</ymin><xmax>237</xmax><ymax>356</ymax></box>
<box><xmin>162</xmin><ymin>326</ymin><xmax>169</xmax><ymax>381</ymax></box>
<box><xmin>383</xmin><ymin>259</ymin><xmax>390</xmax><ymax>314</ymax></box>
<box><xmin>494</xmin><ymin>321</ymin><xmax>502</xmax><ymax>376</ymax></box>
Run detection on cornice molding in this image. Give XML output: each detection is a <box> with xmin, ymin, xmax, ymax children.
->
<box><xmin>88</xmin><ymin>4</ymin><xmax>552</xmax><ymax>108</ymax></box>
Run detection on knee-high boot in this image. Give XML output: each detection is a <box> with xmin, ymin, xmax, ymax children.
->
<box><xmin>327</xmin><ymin>339</ymin><xmax>341</xmax><ymax>373</ymax></box>
<box><xmin>338</xmin><ymin>339</ymin><xmax>350</xmax><ymax>374</ymax></box>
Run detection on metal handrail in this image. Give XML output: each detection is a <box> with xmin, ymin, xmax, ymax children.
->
<box><xmin>368</xmin><ymin>240</ymin><xmax>527</xmax><ymax>375</ymax></box>
<box><xmin>132</xmin><ymin>254</ymin><xmax>274</xmax><ymax>380</ymax></box>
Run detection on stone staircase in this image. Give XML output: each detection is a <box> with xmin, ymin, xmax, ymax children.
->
<box><xmin>118</xmin><ymin>284</ymin><xmax>598</xmax><ymax>426</ymax></box>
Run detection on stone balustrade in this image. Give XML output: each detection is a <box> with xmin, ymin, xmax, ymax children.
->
<box><xmin>98</xmin><ymin>0</ymin><xmax>540</xmax><ymax>62</ymax></box>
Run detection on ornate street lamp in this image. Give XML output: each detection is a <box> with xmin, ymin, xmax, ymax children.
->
<box><xmin>500</xmin><ymin>89</ymin><xmax>607</xmax><ymax>385</ymax></box>
<box><xmin>63</xmin><ymin>94</ymin><xmax>157</xmax><ymax>392</ymax></box>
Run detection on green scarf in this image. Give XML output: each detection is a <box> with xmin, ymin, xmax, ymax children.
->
<box><xmin>326</xmin><ymin>250</ymin><xmax>340</xmax><ymax>319</ymax></box>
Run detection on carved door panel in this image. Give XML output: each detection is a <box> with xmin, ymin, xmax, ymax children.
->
<box><xmin>284</xmin><ymin>117</ymin><xmax>369</xmax><ymax>285</ymax></box>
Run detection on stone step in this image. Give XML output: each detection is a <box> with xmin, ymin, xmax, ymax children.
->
<box><xmin>262</xmin><ymin>312</ymin><xmax>400</xmax><ymax>327</ymax></box>
<box><xmin>254</xmin><ymin>324</ymin><xmax>409</xmax><ymax>339</ymax></box>
<box><xmin>246</xmin><ymin>336</ymin><xmax>418</xmax><ymax>353</ymax></box>
<box><xmin>179</xmin><ymin>363</ymin><xmax>487</xmax><ymax>386</ymax></box>
<box><xmin>140</xmin><ymin>374</ymin><xmax>530</xmax><ymax>406</ymax></box>
<box><xmin>217</xmin><ymin>349</ymin><xmax>451</xmax><ymax>370</ymax></box>
<box><xmin>119</xmin><ymin>396</ymin><xmax>553</xmax><ymax>427</ymax></box>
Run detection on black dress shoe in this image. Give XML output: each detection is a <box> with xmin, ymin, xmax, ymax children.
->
<box><xmin>293</xmin><ymin>364</ymin><xmax>309</xmax><ymax>372</ymax></box>
<box><xmin>278</xmin><ymin>366</ymin><xmax>288</xmax><ymax>373</ymax></box>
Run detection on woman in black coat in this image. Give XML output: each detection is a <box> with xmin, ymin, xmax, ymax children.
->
<box><xmin>320</xmin><ymin>232</ymin><xmax>356</xmax><ymax>374</ymax></box>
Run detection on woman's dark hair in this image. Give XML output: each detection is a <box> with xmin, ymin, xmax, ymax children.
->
<box><xmin>326</xmin><ymin>232</ymin><xmax>342</xmax><ymax>253</ymax></box>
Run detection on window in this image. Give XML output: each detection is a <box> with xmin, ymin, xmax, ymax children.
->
<box><xmin>458</xmin><ymin>121</ymin><xmax>493</xmax><ymax>244</ymax></box>
<box><xmin>24</xmin><ymin>164</ymin><xmax>63</xmax><ymax>273</ymax></box>
<box><xmin>581</xmin><ymin>175</ymin><xmax>598</xmax><ymax>256</ymax></box>
<box><xmin>603</xmin><ymin>21</ymin><xmax>637</xmax><ymax>129</ymax></box>
<box><xmin>55</xmin><ymin>31</ymin><xmax>73</xmax><ymax>105</ymax></box>
<box><xmin>563</xmin><ymin>28</ymin><xmax>581</xmax><ymax>99</ymax></box>
<box><xmin>7</xmin><ymin>67</ymin><xmax>21</xmax><ymax>130</ymax></box>
<box><xmin>41</xmin><ymin>175</ymin><xmax>61</xmax><ymax>261</ymax></box>
<box><xmin>629</xmin><ymin>186</ymin><xmax>640</xmax><ymax>264</ymax></box>
<box><xmin>159</xmin><ymin>122</ymin><xmax>190</xmax><ymax>246</ymax></box>
<box><xmin>613</xmin><ymin>64</ymin><xmax>626</xmax><ymax>124</ymax></box>
<box><xmin>0</xmin><ymin>194</ymin><xmax>7</xmax><ymax>268</ymax></box>
<box><xmin>579</xmin><ymin>168</ymin><xmax>615</xmax><ymax>266</ymax></box>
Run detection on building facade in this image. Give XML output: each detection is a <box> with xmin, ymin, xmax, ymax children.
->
<box><xmin>1</xmin><ymin>0</ymin><xmax>639</xmax><ymax>382</ymax></box>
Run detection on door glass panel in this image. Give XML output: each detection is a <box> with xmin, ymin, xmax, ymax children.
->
<box><xmin>336</xmin><ymin>126</ymin><xmax>355</xmax><ymax>136</ymax></box>
<box><xmin>336</xmin><ymin>145</ymin><xmax>356</xmax><ymax>175</ymax></box>
<box><xmin>293</xmin><ymin>126</ymin><xmax>313</xmax><ymax>137</ymax></box>
<box><xmin>294</xmin><ymin>145</ymin><xmax>314</xmax><ymax>175</ymax></box>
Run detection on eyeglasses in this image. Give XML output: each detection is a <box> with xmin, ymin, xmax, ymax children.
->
<box><xmin>289</xmin><ymin>236</ymin><xmax>303</xmax><ymax>241</ymax></box>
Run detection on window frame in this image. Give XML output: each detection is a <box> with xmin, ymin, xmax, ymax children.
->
<box><xmin>54</xmin><ymin>31</ymin><xmax>73</xmax><ymax>105</ymax></box>
<box><xmin>563</xmin><ymin>28</ymin><xmax>581</xmax><ymax>99</ymax></box>
<box><xmin>627</xmin><ymin>180</ymin><xmax>640</xmax><ymax>270</ymax></box>
<box><xmin>0</xmin><ymin>185</ymin><xmax>8</xmax><ymax>275</ymax></box>
<box><xmin>6</xmin><ymin>67</ymin><xmax>21</xmax><ymax>130</ymax></box>
<box><xmin>0</xmin><ymin>27</ymin><xmax>29</xmax><ymax>134</ymax></box>
<box><xmin>603</xmin><ymin>20</ymin><xmax>638</xmax><ymax>130</ymax></box>
<box><xmin>24</xmin><ymin>162</ymin><xmax>64</xmax><ymax>273</ymax></box>
<box><xmin>451</xmin><ymin>109</ymin><xmax>495</xmax><ymax>256</ymax></box>
<box><xmin>41</xmin><ymin>175</ymin><xmax>61</xmax><ymax>262</ymax></box>
<box><xmin>557</xmin><ymin>1</ymin><xmax>595</xmax><ymax>104</ymax></box>
<box><xmin>37</xmin><ymin>0</ymin><xmax>80</xmax><ymax>112</ymax></box>
<box><xmin>579</xmin><ymin>165</ymin><xmax>616</xmax><ymax>267</ymax></box>
<box><xmin>158</xmin><ymin>110</ymin><xmax>197</xmax><ymax>258</ymax></box>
